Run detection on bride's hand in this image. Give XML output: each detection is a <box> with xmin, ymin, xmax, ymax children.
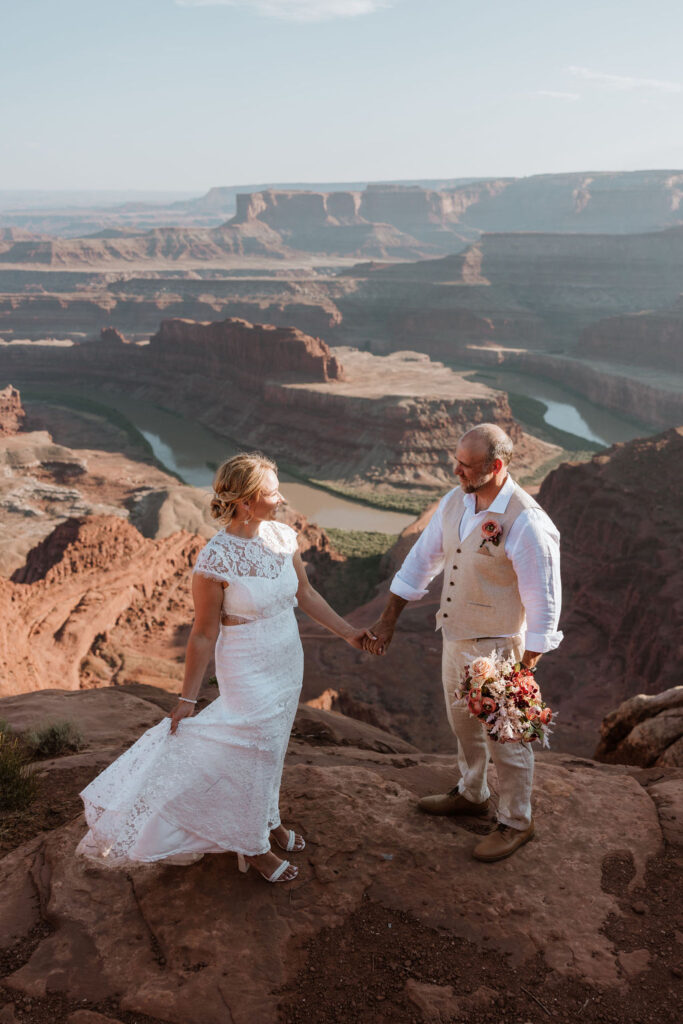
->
<box><xmin>343</xmin><ymin>625</ymin><xmax>376</xmax><ymax>651</ymax></box>
<box><xmin>169</xmin><ymin>700</ymin><xmax>195</xmax><ymax>735</ymax></box>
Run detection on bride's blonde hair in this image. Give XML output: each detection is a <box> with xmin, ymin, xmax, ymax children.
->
<box><xmin>210</xmin><ymin>452</ymin><xmax>278</xmax><ymax>525</ymax></box>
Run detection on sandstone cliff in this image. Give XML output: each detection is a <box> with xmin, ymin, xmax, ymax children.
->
<box><xmin>595</xmin><ymin>687</ymin><xmax>683</xmax><ymax>767</ymax></box>
<box><xmin>0</xmin><ymin>383</ymin><xmax>25</xmax><ymax>434</ymax></box>
<box><xmin>536</xmin><ymin>428</ymin><xmax>683</xmax><ymax>750</ymax></box>
<box><xmin>0</xmin><ymin>322</ymin><xmax>557</xmax><ymax>497</ymax></box>
<box><xmin>0</xmin><ymin>289</ymin><xmax>343</xmax><ymax>344</ymax></box>
<box><xmin>0</xmin><ymin>500</ymin><xmax>341</xmax><ymax>699</ymax></box>
<box><xmin>149</xmin><ymin>316</ymin><xmax>345</xmax><ymax>383</ymax></box>
<box><xmin>344</xmin><ymin>227</ymin><xmax>683</xmax><ymax>357</ymax></box>
<box><xmin>577</xmin><ymin>298</ymin><xmax>683</xmax><ymax>372</ymax></box>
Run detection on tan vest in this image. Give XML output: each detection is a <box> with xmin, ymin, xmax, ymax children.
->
<box><xmin>435</xmin><ymin>481</ymin><xmax>541</xmax><ymax>641</ymax></box>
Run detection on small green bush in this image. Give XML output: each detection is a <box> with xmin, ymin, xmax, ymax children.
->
<box><xmin>206</xmin><ymin>675</ymin><xmax>219</xmax><ymax>688</ymax></box>
<box><xmin>0</xmin><ymin>732</ymin><xmax>39</xmax><ymax>812</ymax></box>
<box><xmin>24</xmin><ymin>720</ymin><xmax>85</xmax><ymax>758</ymax></box>
<box><xmin>0</xmin><ymin>718</ymin><xmax>13</xmax><ymax>735</ymax></box>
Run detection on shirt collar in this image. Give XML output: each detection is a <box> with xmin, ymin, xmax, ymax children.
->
<box><xmin>463</xmin><ymin>474</ymin><xmax>515</xmax><ymax>514</ymax></box>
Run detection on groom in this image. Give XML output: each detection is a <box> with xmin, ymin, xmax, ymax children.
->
<box><xmin>365</xmin><ymin>423</ymin><xmax>562</xmax><ymax>861</ymax></box>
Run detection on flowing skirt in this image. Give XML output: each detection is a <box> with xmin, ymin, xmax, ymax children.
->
<box><xmin>76</xmin><ymin>609</ymin><xmax>303</xmax><ymax>865</ymax></box>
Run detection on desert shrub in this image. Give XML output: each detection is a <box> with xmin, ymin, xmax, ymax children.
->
<box><xmin>207</xmin><ymin>675</ymin><xmax>219</xmax><ymax>688</ymax></box>
<box><xmin>0</xmin><ymin>732</ymin><xmax>39</xmax><ymax>811</ymax></box>
<box><xmin>24</xmin><ymin>720</ymin><xmax>85</xmax><ymax>758</ymax></box>
<box><xmin>0</xmin><ymin>718</ymin><xmax>13</xmax><ymax>734</ymax></box>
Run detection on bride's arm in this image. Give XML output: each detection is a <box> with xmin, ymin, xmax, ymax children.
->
<box><xmin>169</xmin><ymin>574</ymin><xmax>224</xmax><ymax>734</ymax></box>
<box><xmin>293</xmin><ymin>552</ymin><xmax>368</xmax><ymax>649</ymax></box>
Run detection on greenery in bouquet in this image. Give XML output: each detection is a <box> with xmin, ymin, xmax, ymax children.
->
<box><xmin>455</xmin><ymin>653</ymin><xmax>554</xmax><ymax>746</ymax></box>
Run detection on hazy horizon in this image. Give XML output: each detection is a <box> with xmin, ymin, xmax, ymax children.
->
<box><xmin>3</xmin><ymin>0</ymin><xmax>682</xmax><ymax>191</ymax></box>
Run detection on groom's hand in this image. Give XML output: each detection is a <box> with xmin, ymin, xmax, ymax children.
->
<box><xmin>521</xmin><ymin>650</ymin><xmax>542</xmax><ymax>670</ymax></box>
<box><xmin>362</xmin><ymin>619</ymin><xmax>395</xmax><ymax>656</ymax></box>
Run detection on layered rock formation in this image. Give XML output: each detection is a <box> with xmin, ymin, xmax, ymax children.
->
<box><xmin>595</xmin><ymin>687</ymin><xmax>683</xmax><ymax>767</ymax></box>
<box><xmin>0</xmin><ymin>515</ymin><xmax>202</xmax><ymax>696</ymax></box>
<box><xmin>578</xmin><ymin>298</ymin><xmax>683</xmax><ymax>372</ymax></box>
<box><xmin>0</xmin><ymin>683</ymin><xmax>680</xmax><ymax>1024</ymax></box>
<box><xmin>0</xmin><ymin>286</ymin><xmax>343</xmax><ymax>344</ymax></box>
<box><xmin>536</xmin><ymin>428</ymin><xmax>683</xmax><ymax>750</ymax></box>
<box><xmin>0</xmin><ymin>388</ymin><xmax>220</xmax><ymax>577</ymax></box>
<box><xmin>0</xmin><ymin>502</ymin><xmax>341</xmax><ymax>698</ymax></box>
<box><xmin>0</xmin><ymin>320</ymin><xmax>558</xmax><ymax>497</ymax></box>
<box><xmin>0</xmin><ymin>383</ymin><xmax>25</xmax><ymax>434</ymax></box>
<box><xmin>3</xmin><ymin>170</ymin><xmax>682</xmax><ymax>241</ymax></box>
<box><xmin>149</xmin><ymin>316</ymin><xmax>345</xmax><ymax>383</ymax></box>
<box><xmin>344</xmin><ymin>227</ymin><xmax>683</xmax><ymax>356</ymax></box>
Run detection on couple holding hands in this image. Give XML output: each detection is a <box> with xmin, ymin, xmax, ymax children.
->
<box><xmin>78</xmin><ymin>423</ymin><xmax>562</xmax><ymax>882</ymax></box>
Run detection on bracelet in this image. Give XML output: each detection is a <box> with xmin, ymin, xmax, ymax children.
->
<box><xmin>178</xmin><ymin>697</ymin><xmax>197</xmax><ymax>704</ymax></box>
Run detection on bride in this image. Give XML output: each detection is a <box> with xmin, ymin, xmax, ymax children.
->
<box><xmin>77</xmin><ymin>452</ymin><xmax>370</xmax><ymax>883</ymax></box>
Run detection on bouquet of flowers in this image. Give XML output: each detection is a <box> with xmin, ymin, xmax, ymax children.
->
<box><xmin>455</xmin><ymin>652</ymin><xmax>555</xmax><ymax>746</ymax></box>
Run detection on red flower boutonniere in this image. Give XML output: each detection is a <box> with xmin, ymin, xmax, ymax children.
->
<box><xmin>480</xmin><ymin>520</ymin><xmax>503</xmax><ymax>548</ymax></box>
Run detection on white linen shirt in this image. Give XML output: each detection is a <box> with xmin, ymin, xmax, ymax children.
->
<box><xmin>390</xmin><ymin>475</ymin><xmax>563</xmax><ymax>653</ymax></box>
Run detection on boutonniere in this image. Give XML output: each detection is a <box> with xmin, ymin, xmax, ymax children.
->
<box><xmin>480</xmin><ymin>519</ymin><xmax>503</xmax><ymax>548</ymax></box>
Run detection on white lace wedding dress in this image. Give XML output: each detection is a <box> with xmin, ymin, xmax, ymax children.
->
<box><xmin>76</xmin><ymin>520</ymin><xmax>303</xmax><ymax>866</ymax></box>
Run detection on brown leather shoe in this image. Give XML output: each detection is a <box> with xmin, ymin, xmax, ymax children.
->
<box><xmin>417</xmin><ymin>789</ymin><xmax>490</xmax><ymax>817</ymax></box>
<box><xmin>472</xmin><ymin>819</ymin><xmax>535</xmax><ymax>861</ymax></box>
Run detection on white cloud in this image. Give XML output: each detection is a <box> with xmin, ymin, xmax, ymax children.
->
<box><xmin>535</xmin><ymin>90</ymin><xmax>580</xmax><ymax>102</ymax></box>
<box><xmin>176</xmin><ymin>0</ymin><xmax>392</xmax><ymax>21</ymax></box>
<box><xmin>569</xmin><ymin>65</ymin><xmax>682</xmax><ymax>95</ymax></box>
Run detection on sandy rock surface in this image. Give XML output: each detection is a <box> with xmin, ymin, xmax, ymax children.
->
<box><xmin>0</xmin><ymin>680</ymin><xmax>671</xmax><ymax>1024</ymax></box>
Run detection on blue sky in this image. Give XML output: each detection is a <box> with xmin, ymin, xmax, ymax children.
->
<box><xmin>2</xmin><ymin>0</ymin><xmax>682</xmax><ymax>191</ymax></box>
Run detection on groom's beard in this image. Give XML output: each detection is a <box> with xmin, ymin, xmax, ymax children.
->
<box><xmin>461</xmin><ymin>469</ymin><xmax>495</xmax><ymax>493</ymax></box>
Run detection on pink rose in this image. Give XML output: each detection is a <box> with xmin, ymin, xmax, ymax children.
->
<box><xmin>540</xmin><ymin>707</ymin><xmax>553</xmax><ymax>725</ymax></box>
<box><xmin>526</xmin><ymin>708</ymin><xmax>539</xmax><ymax>722</ymax></box>
<box><xmin>471</xmin><ymin>658</ymin><xmax>494</xmax><ymax>682</ymax></box>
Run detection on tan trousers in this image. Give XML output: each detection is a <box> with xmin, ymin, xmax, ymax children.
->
<box><xmin>442</xmin><ymin>633</ymin><xmax>534</xmax><ymax>830</ymax></box>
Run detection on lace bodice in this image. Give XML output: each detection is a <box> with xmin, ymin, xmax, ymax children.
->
<box><xmin>193</xmin><ymin>520</ymin><xmax>299</xmax><ymax>622</ymax></box>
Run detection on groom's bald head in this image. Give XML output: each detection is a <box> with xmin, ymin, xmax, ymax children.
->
<box><xmin>460</xmin><ymin>423</ymin><xmax>514</xmax><ymax>467</ymax></box>
<box><xmin>454</xmin><ymin>424</ymin><xmax>513</xmax><ymax>493</ymax></box>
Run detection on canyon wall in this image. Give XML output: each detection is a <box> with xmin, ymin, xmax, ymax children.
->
<box><xmin>0</xmin><ymin>320</ymin><xmax>539</xmax><ymax>495</ymax></box>
<box><xmin>536</xmin><ymin>428</ymin><xmax>683</xmax><ymax>749</ymax></box>
<box><xmin>149</xmin><ymin>316</ymin><xmax>345</xmax><ymax>383</ymax></box>
<box><xmin>0</xmin><ymin>383</ymin><xmax>24</xmax><ymax>434</ymax></box>
<box><xmin>458</xmin><ymin>345</ymin><xmax>683</xmax><ymax>430</ymax></box>
<box><xmin>577</xmin><ymin>299</ymin><xmax>683</xmax><ymax>372</ymax></box>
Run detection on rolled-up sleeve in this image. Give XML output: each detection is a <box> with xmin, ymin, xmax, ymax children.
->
<box><xmin>507</xmin><ymin>509</ymin><xmax>563</xmax><ymax>653</ymax></box>
<box><xmin>390</xmin><ymin>501</ymin><xmax>446</xmax><ymax>601</ymax></box>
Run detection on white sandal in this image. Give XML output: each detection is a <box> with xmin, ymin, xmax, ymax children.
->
<box><xmin>272</xmin><ymin>828</ymin><xmax>306</xmax><ymax>853</ymax></box>
<box><xmin>236</xmin><ymin>853</ymin><xmax>298</xmax><ymax>883</ymax></box>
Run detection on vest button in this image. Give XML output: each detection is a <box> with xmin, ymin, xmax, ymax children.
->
<box><xmin>452</xmin><ymin>565</ymin><xmax>457</xmax><ymax>570</ymax></box>
<box><xmin>443</xmin><ymin>613</ymin><xmax>448</xmax><ymax>618</ymax></box>
<box><xmin>446</xmin><ymin>597</ymin><xmax>451</xmax><ymax>602</ymax></box>
<box><xmin>456</xmin><ymin>548</ymin><xmax>461</xmax><ymax>553</ymax></box>
<box><xmin>449</xmin><ymin>581</ymin><xmax>454</xmax><ymax>586</ymax></box>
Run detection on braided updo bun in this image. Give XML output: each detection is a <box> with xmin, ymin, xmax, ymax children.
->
<box><xmin>210</xmin><ymin>452</ymin><xmax>278</xmax><ymax>526</ymax></box>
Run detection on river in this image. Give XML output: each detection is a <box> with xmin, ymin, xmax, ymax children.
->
<box><xmin>454</xmin><ymin>366</ymin><xmax>649</xmax><ymax>447</ymax></box>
